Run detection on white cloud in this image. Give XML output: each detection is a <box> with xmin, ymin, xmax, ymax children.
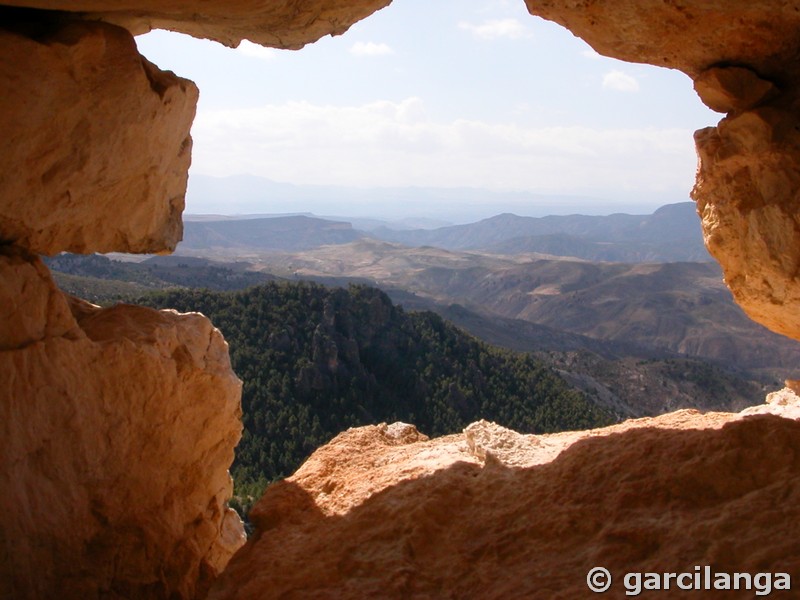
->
<box><xmin>349</xmin><ymin>41</ymin><xmax>394</xmax><ymax>57</ymax></box>
<box><xmin>603</xmin><ymin>70</ymin><xmax>640</xmax><ymax>92</ymax></box>
<box><xmin>190</xmin><ymin>98</ymin><xmax>697</xmax><ymax>199</ymax></box>
<box><xmin>458</xmin><ymin>18</ymin><xmax>531</xmax><ymax>40</ymax></box>
<box><xmin>235</xmin><ymin>40</ymin><xmax>277</xmax><ymax>61</ymax></box>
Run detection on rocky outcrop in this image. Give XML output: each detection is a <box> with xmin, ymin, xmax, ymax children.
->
<box><xmin>0</xmin><ymin>18</ymin><xmax>197</xmax><ymax>255</ymax></box>
<box><xmin>3</xmin><ymin>1</ymin><xmax>392</xmax><ymax>48</ymax></box>
<box><xmin>0</xmin><ymin>245</ymin><xmax>245</xmax><ymax>599</ymax></box>
<box><xmin>523</xmin><ymin>1</ymin><xmax>800</xmax><ymax>81</ymax></box>
<box><xmin>0</xmin><ymin>4</ymin><xmax>394</xmax><ymax>598</ymax></box>
<box><xmin>692</xmin><ymin>93</ymin><xmax>800</xmax><ymax>342</ymax></box>
<box><xmin>210</xmin><ymin>396</ymin><xmax>800</xmax><ymax>599</ymax></box>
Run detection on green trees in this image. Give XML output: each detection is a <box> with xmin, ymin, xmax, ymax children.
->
<box><xmin>139</xmin><ymin>282</ymin><xmax>613</xmax><ymax>493</ymax></box>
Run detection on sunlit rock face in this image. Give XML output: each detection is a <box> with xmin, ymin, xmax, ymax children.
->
<box><xmin>0</xmin><ymin>4</ymin><xmax>398</xmax><ymax>598</ymax></box>
<box><xmin>209</xmin><ymin>399</ymin><xmax>800</xmax><ymax>599</ymax></box>
<box><xmin>0</xmin><ymin>245</ymin><xmax>245</xmax><ymax>599</ymax></box>
<box><xmin>0</xmin><ymin>18</ymin><xmax>197</xmax><ymax>255</ymax></box>
<box><xmin>692</xmin><ymin>93</ymin><xmax>800</xmax><ymax>342</ymax></box>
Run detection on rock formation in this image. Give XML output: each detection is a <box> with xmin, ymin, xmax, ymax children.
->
<box><xmin>210</xmin><ymin>395</ymin><xmax>800</xmax><ymax>599</ymax></box>
<box><xmin>4</xmin><ymin>0</ymin><xmax>800</xmax><ymax>599</ymax></box>
<box><xmin>0</xmin><ymin>18</ymin><xmax>198</xmax><ymax>255</ymax></box>
<box><xmin>0</xmin><ymin>244</ymin><xmax>245</xmax><ymax>599</ymax></box>
<box><xmin>3</xmin><ymin>1</ymin><xmax>392</xmax><ymax>48</ymax></box>
<box><xmin>1</xmin><ymin>2</ymin><xmax>400</xmax><ymax>597</ymax></box>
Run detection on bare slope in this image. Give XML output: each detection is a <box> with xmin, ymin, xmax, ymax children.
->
<box><xmin>238</xmin><ymin>241</ymin><xmax>800</xmax><ymax>371</ymax></box>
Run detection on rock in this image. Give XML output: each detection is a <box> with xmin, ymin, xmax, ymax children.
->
<box><xmin>3</xmin><ymin>1</ymin><xmax>393</xmax><ymax>49</ymax></box>
<box><xmin>0</xmin><ymin>246</ymin><xmax>244</xmax><ymax>600</ymax></box>
<box><xmin>523</xmin><ymin>1</ymin><xmax>800</xmax><ymax>81</ymax></box>
<box><xmin>694</xmin><ymin>66</ymin><xmax>777</xmax><ymax>113</ymax></box>
<box><xmin>692</xmin><ymin>101</ymin><xmax>800</xmax><ymax>342</ymax></box>
<box><xmin>210</xmin><ymin>401</ymin><xmax>800</xmax><ymax>599</ymax></box>
<box><xmin>0</xmin><ymin>19</ymin><xmax>197</xmax><ymax>255</ymax></box>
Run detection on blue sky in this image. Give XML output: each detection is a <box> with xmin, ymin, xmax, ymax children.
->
<box><xmin>136</xmin><ymin>0</ymin><xmax>719</xmax><ymax>217</ymax></box>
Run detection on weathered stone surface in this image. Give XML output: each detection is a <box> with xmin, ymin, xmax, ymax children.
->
<box><xmin>524</xmin><ymin>1</ymin><xmax>800</xmax><ymax>82</ymax></box>
<box><xmin>0</xmin><ymin>19</ymin><xmax>197</xmax><ymax>255</ymax></box>
<box><xmin>210</xmin><ymin>399</ymin><xmax>800</xmax><ymax>599</ymax></box>
<box><xmin>694</xmin><ymin>66</ymin><xmax>778</xmax><ymax>113</ymax></box>
<box><xmin>692</xmin><ymin>99</ymin><xmax>800</xmax><ymax>342</ymax></box>
<box><xmin>4</xmin><ymin>1</ymin><xmax>393</xmax><ymax>48</ymax></box>
<box><xmin>0</xmin><ymin>246</ymin><xmax>244</xmax><ymax>599</ymax></box>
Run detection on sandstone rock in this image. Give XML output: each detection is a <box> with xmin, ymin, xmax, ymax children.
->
<box><xmin>692</xmin><ymin>101</ymin><xmax>800</xmax><ymax>342</ymax></box>
<box><xmin>0</xmin><ymin>19</ymin><xmax>197</xmax><ymax>255</ymax></box>
<box><xmin>0</xmin><ymin>246</ymin><xmax>244</xmax><ymax>599</ymax></box>
<box><xmin>523</xmin><ymin>1</ymin><xmax>800</xmax><ymax>81</ymax></box>
<box><xmin>210</xmin><ymin>402</ymin><xmax>800</xmax><ymax>599</ymax></box>
<box><xmin>4</xmin><ymin>1</ymin><xmax>392</xmax><ymax>49</ymax></box>
<box><xmin>694</xmin><ymin>66</ymin><xmax>778</xmax><ymax>113</ymax></box>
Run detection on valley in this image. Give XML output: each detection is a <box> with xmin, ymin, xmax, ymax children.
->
<box><xmin>47</xmin><ymin>202</ymin><xmax>799</xmax><ymax>423</ymax></box>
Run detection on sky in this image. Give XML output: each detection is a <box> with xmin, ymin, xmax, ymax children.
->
<box><xmin>135</xmin><ymin>0</ymin><xmax>720</xmax><ymax>219</ymax></box>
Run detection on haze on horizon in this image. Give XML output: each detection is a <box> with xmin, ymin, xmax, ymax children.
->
<box><xmin>136</xmin><ymin>0</ymin><xmax>719</xmax><ymax>221</ymax></box>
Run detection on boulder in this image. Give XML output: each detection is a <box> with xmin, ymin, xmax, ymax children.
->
<box><xmin>210</xmin><ymin>402</ymin><xmax>800</xmax><ymax>599</ymax></box>
<box><xmin>0</xmin><ymin>246</ymin><xmax>245</xmax><ymax>599</ymax></box>
<box><xmin>0</xmin><ymin>19</ymin><xmax>197</xmax><ymax>255</ymax></box>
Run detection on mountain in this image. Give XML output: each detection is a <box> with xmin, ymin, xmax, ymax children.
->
<box><xmin>371</xmin><ymin>202</ymin><xmax>711</xmax><ymax>262</ymax></box>
<box><xmin>248</xmin><ymin>241</ymin><xmax>800</xmax><ymax>372</ymax></box>
<box><xmin>44</xmin><ymin>253</ymin><xmax>277</xmax><ymax>300</ymax></box>
<box><xmin>181</xmin><ymin>215</ymin><xmax>364</xmax><ymax>251</ymax></box>
<box><xmin>46</xmin><ymin>253</ymin><xmax>777</xmax><ymax>420</ymax></box>
<box><xmin>177</xmin><ymin>203</ymin><xmax>709</xmax><ymax>263</ymax></box>
<box><xmin>136</xmin><ymin>283</ymin><xmax>612</xmax><ymax>494</ymax></box>
<box><xmin>483</xmin><ymin>232</ymin><xmax>710</xmax><ymax>262</ymax></box>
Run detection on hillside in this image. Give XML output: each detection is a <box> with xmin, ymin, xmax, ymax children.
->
<box><xmin>46</xmin><ymin>253</ymin><xmax>773</xmax><ymax>419</ymax></box>
<box><xmin>182</xmin><ymin>215</ymin><xmax>364</xmax><ymax>251</ymax></box>
<box><xmin>248</xmin><ymin>242</ymin><xmax>800</xmax><ymax>371</ymax></box>
<box><xmin>45</xmin><ymin>253</ymin><xmax>275</xmax><ymax>300</ymax></box>
<box><xmin>137</xmin><ymin>283</ymin><xmax>612</xmax><ymax>496</ymax></box>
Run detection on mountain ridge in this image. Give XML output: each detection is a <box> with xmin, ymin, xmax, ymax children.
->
<box><xmin>180</xmin><ymin>201</ymin><xmax>710</xmax><ymax>263</ymax></box>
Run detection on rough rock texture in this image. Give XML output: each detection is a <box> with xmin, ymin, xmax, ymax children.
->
<box><xmin>210</xmin><ymin>396</ymin><xmax>800</xmax><ymax>600</ymax></box>
<box><xmin>523</xmin><ymin>1</ymin><xmax>800</xmax><ymax>81</ymax></box>
<box><xmin>693</xmin><ymin>66</ymin><xmax>777</xmax><ymax>114</ymax></box>
<box><xmin>0</xmin><ymin>18</ymin><xmax>197</xmax><ymax>255</ymax></box>
<box><xmin>0</xmin><ymin>246</ymin><xmax>245</xmax><ymax>600</ymax></box>
<box><xmin>3</xmin><ymin>1</ymin><xmax>393</xmax><ymax>48</ymax></box>
<box><xmin>692</xmin><ymin>97</ymin><xmax>800</xmax><ymax>341</ymax></box>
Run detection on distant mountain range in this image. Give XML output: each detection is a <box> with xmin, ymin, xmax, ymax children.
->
<box><xmin>367</xmin><ymin>203</ymin><xmax>710</xmax><ymax>262</ymax></box>
<box><xmin>182</xmin><ymin>202</ymin><xmax>710</xmax><ymax>263</ymax></box>
<box><xmin>185</xmin><ymin>174</ymin><xmax>646</xmax><ymax>222</ymax></box>
<box><xmin>182</xmin><ymin>215</ymin><xmax>364</xmax><ymax>252</ymax></box>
